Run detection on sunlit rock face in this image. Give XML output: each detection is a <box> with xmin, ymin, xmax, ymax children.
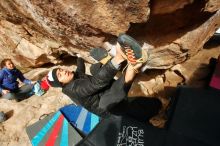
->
<box><xmin>0</xmin><ymin>0</ymin><xmax>150</xmax><ymax>67</ymax></box>
<box><xmin>0</xmin><ymin>0</ymin><xmax>219</xmax><ymax>68</ymax></box>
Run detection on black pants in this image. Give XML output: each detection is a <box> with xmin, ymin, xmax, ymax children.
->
<box><xmin>90</xmin><ymin>63</ymin><xmax>131</xmax><ymax>111</ymax></box>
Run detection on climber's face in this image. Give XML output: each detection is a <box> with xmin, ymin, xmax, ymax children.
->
<box><xmin>56</xmin><ymin>68</ymin><xmax>74</xmax><ymax>85</ymax></box>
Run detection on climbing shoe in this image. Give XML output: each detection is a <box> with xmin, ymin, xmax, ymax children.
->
<box><xmin>90</xmin><ymin>48</ymin><xmax>112</xmax><ymax>64</ymax></box>
<box><xmin>117</xmin><ymin>34</ymin><xmax>148</xmax><ymax>65</ymax></box>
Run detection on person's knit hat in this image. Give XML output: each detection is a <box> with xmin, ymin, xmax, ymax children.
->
<box><xmin>47</xmin><ymin>68</ymin><xmax>62</xmax><ymax>87</ymax></box>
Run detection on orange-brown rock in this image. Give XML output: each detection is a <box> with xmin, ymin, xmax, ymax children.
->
<box><xmin>129</xmin><ymin>42</ymin><xmax>220</xmax><ymax>99</ymax></box>
<box><xmin>0</xmin><ymin>0</ymin><xmax>219</xmax><ymax>68</ymax></box>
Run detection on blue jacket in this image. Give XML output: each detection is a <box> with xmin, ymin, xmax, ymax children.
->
<box><xmin>0</xmin><ymin>67</ymin><xmax>31</xmax><ymax>93</ymax></box>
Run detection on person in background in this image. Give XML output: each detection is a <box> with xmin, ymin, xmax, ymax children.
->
<box><xmin>0</xmin><ymin>58</ymin><xmax>35</xmax><ymax>101</ymax></box>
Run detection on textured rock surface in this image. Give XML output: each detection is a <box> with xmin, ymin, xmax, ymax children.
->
<box><xmin>0</xmin><ymin>0</ymin><xmax>219</xmax><ymax>68</ymax></box>
<box><xmin>205</xmin><ymin>0</ymin><xmax>220</xmax><ymax>12</ymax></box>
<box><xmin>0</xmin><ymin>0</ymin><xmax>150</xmax><ymax>67</ymax></box>
<box><xmin>151</xmin><ymin>0</ymin><xmax>194</xmax><ymax>14</ymax></box>
<box><xmin>129</xmin><ymin>3</ymin><xmax>220</xmax><ymax>70</ymax></box>
<box><xmin>129</xmin><ymin>41</ymin><xmax>220</xmax><ymax>101</ymax></box>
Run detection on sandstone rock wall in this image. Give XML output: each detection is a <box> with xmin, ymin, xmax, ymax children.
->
<box><xmin>0</xmin><ymin>0</ymin><xmax>219</xmax><ymax>68</ymax></box>
<box><xmin>0</xmin><ymin>0</ymin><xmax>150</xmax><ymax>67</ymax></box>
